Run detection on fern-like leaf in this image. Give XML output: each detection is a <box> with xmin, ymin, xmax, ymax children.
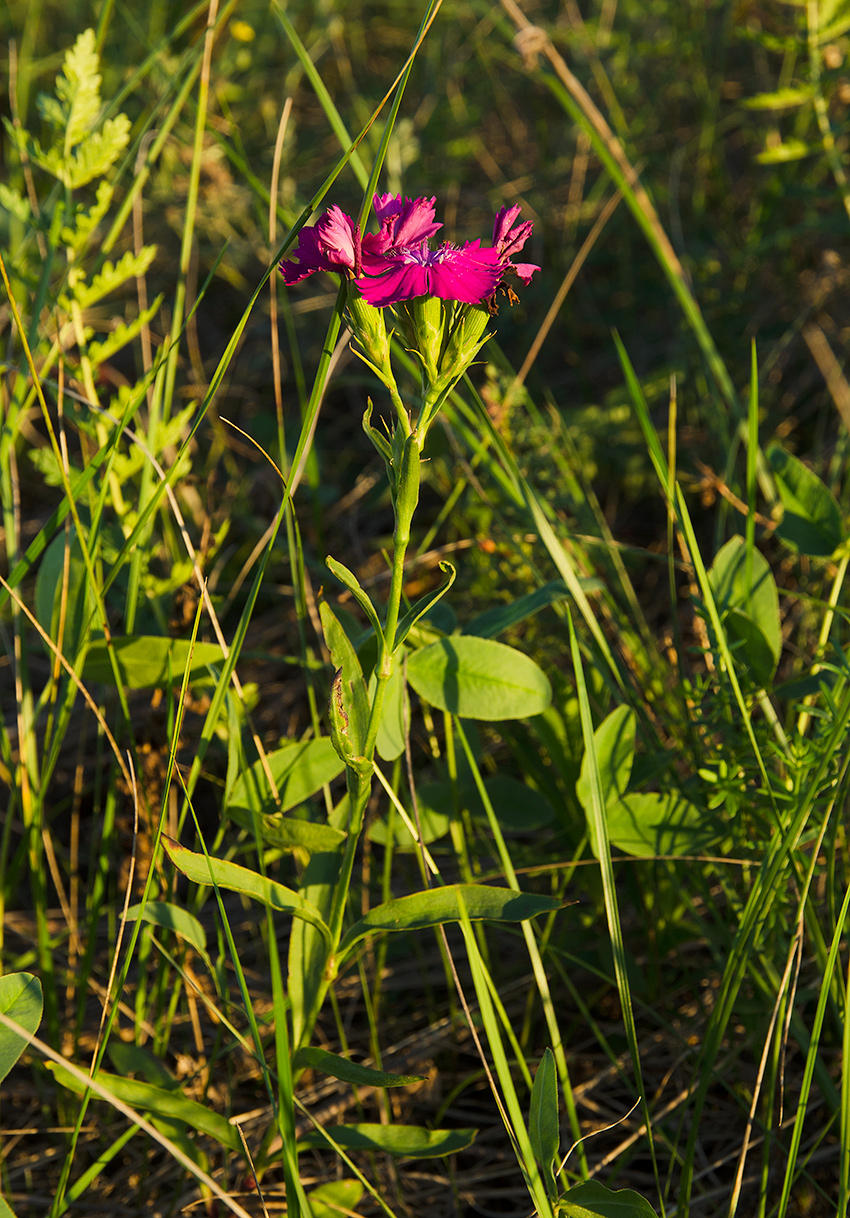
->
<box><xmin>57</xmin><ymin>29</ymin><xmax>102</xmax><ymax>149</ymax></box>
<box><xmin>63</xmin><ymin>246</ymin><xmax>157</xmax><ymax>311</ymax></box>
<box><xmin>87</xmin><ymin>295</ymin><xmax>163</xmax><ymax>367</ymax></box>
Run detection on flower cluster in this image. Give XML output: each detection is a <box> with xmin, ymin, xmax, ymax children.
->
<box><xmin>280</xmin><ymin>193</ymin><xmax>539</xmax><ymax>308</ymax></box>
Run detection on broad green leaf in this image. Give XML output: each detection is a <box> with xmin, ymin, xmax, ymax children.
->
<box><xmin>708</xmin><ymin>536</ymin><xmax>781</xmax><ymax>658</ymax></box>
<box><xmin>464</xmin><ymin>578</ymin><xmax>599</xmax><ymax>639</ymax></box>
<box><xmin>46</xmin><ymin>1061</ymin><xmax>241</xmax><ymax>1153</ymax></box>
<box><xmin>768</xmin><ymin>445</ymin><xmax>845</xmax><ymax>556</ymax></box>
<box><xmin>162</xmin><ymin>837</ymin><xmax>331</xmax><ymax>940</ymax></box>
<box><xmin>576</xmin><ymin>705</ymin><xmax>635</xmax><ymax>854</ymax></box>
<box><xmin>0</xmin><ymin>1194</ymin><xmax>17</xmax><ymax>1218</ymax></box>
<box><xmin>339</xmin><ymin>884</ymin><xmax>562</xmax><ymax>956</ymax></box>
<box><xmin>321</xmin><ymin>600</ymin><xmax>370</xmax><ymax>763</ymax></box>
<box><xmin>307</xmin><ymin>1180</ymin><xmax>364</xmax><ymax>1218</ymax></box>
<box><xmin>708</xmin><ymin>535</ymin><xmax>781</xmax><ymax>683</ymax></box>
<box><xmin>607</xmin><ymin>792</ymin><xmax>706</xmax><ymax>858</ymax></box>
<box><xmin>369</xmin><ymin>651</ymin><xmax>408</xmax><ymax>762</ymax></box>
<box><xmin>299</xmin><ymin>1123</ymin><xmax>477</xmax><ymax>1158</ymax></box>
<box><xmin>559</xmin><ymin>1179</ymin><xmax>660</xmax><ymax>1217</ymax></box>
<box><xmin>0</xmin><ymin>973</ymin><xmax>42</xmax><ymax>1084</ymax></box>
<box><xmin>227</xmin><ymin>738</ymin><xmax>346</xmax><ymax>817</ymax></box>
<box><xmin>475</xmin><ymin>774</ymin><xmax>555</xmax><ymax>831</ymax></box>
<box><xmin>125</xmin><ymin>901</ymin><xmax>209</xmax><ymax>966</ymax></box>
<box><xmin>35</xmin><ymin>528</ymin><xmax>95</xmax><ymax>659</ymax></box>
<box><xmin>293</xmin><ymin>1047</ymin><xmax>426</xmax><ymax>1087</ymax></box>
<box><xmin>81</xmin><ymin>636</ymin><xmax>225</xmax><ymax>687</ymax></box>
<box><xmin>723</xmin><ymin>609</ymin><xmax>777</xmax><ymax>687</ymax></box>
<box><xmin>406</xmin><ymin>636</ymin><xmax>552</xmax><ymax>720</ymax></box>
<box><xmin>529</xmin><ymin>1048</ymin><xmax>560</xmax><ymax>1202</ymax></box>
<box><xmin>367</xmin><ymin>789</ymin><xmax>452</xmax><ymax>850</ymax></box>
<box><xmin>228</xmin><ymin>807</ymin><xmax>345</xmax><ymax>854</ymax></box>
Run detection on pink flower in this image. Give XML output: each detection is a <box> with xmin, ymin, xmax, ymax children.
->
<box><xmin>492</xmin><ymin>205</ymin><xmax>540</xmax><ymax>286</ymax></box>
<box><xmin>279</xmin><ymin>205</ymin><xmax>362</xmax><ymax>285</ymax></box>
<box><xmin>356</xmin><ymin>239</ymin><xmax>503</xmax><ymax>308</ymax></box>
<box><xmin>281</xmin><ymin>194</ymin><xmax>540</xmax><ymax>307</ymax></box>
<box><xmin>368</xmin><ymin>194</ymin><xmax>442</xmax><ymax>252</ymax></box>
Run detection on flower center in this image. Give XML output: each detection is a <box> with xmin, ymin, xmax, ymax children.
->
<box><xmin>398</xmin><ymin>241</ymin><xmax>450</xmax><ymax>267</ymax></box>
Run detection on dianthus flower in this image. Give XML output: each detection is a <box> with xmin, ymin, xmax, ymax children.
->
<box><xmin>491</xmin><ymin>204</ymin><xmax>540</xmax><ymax>286</ymax></box>
<box><xmin>279</xmin><ymin>205</ymin><xmax>362</xmax><ymax>284</ymax></box>
<box><xmin>280</xmin><ymin>193</ymin><xmax>539</xmax><ymax>308</ymax></box>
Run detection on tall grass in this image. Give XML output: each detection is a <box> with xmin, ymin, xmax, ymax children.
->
<box><xmin>2</xmin><ymin>1</ymin><xmax>850</xmax><ymax>1216</ymax></box>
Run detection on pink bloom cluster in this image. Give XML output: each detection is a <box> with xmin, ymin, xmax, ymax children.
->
<box><xmin>280</xmin><ymin>194</ymin><xmax>539</xmax><ymax>307</ymax></box>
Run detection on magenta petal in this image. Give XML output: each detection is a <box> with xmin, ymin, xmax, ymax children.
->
<box><xmin>492</xmin><ymin>205</ymin><xmax>523</xmax><ymax>248</ymax></box>
<box><xmin>391</xmin><ymin>197</ymin><xmax>441</xmax><ymax>248</ymax></box>
<box><xmin>357</xmin><ymin>262</ymin><xmax>429</xmax><ymax>307</ymax></box>
<box><xmin>316</xmin><ymin>205</ymin><xmax>359</xmax><ymax>271</ymax></box>
<box><xmin>510</xmin><ymin>261</ymin><xmax>540</xmax><ymax>285</ymax></box>
<box><xmin>373</xmin><ymin>192</ymin><xmax>404</xmax><ymax>220</ymax></box>
<box><xmin>279</xmin><ymin>227</ymin><xmax>326</xmax><ymax>283</ymax></box>
<box><xmin>426</xmin><ymin>245</ymin><xmax>500</xmax><ymax>303</ymax></box>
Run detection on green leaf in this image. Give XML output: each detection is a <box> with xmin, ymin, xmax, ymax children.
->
<box><xmin>229</xmin><ymin>807</ymin><xmax>346</xmax><ymax>854</ymax></box>
<box><xmin>36</xmin><ymin>30</ymin><xmax>100</xmax><ymax>143</ymax></box>
<box><xmin>529</xmin><ymin>1048</ymin><xmax>560</xmax><ymax>1202</ymax></box>
<box><xmin>723</xmin><ymin>609</ymin><xmax>777</xmax><ymax>687</ymax></box>
<box><xmin>326</xmin><ymin>556</ymin><xmax>385</xmax><ymax>643</ymax></box>
<box><xmin>768</xmin><ymin>445</ymin><xmax>845</xmax><ymax>556</ymax></box>
<box><xmin>162</xmin><ymin>837</ymin><xmax>331</xmax><ymax>941</ymax></box>
<box><xmin>741</xmin><ymin>86</ymin><xmax>814</xmax><ymax>109</ymax></box>
<box><xmin>576</xmin><ymin>705</ymin><xmax>636</xmax><ymax>854</ymax></box>
<box><xmin>46</xmin><ymin>1061</ymin><xmax>242</xmax><ymax>1153</ymax></box>
<box><xmin>394</xmin><ymin>560</ymin><xmax>457</xmax><ymax>648</ymax></box>
<box><xmin>293</xmin><ymin>1046</ymin><xmax>426</xmax><ymax>1087</ymax></box>
<box><xmin>87</xmin><ymin>295</ymin><xmax>163</xmax><ymax>367</ymax></box>
<box><xmin>306</xmin><ymin>1180</ymin><xmax>364</xmax><ymax>1218</ymax></box>
<box><xmin>406</xmin><ymin>636</ymin><xmax>552</xmax><ymax>720</ymax></box>
<box><xmin>321</xmin><ymin>600</ymin><xmax>370</xmax><ymax>763</ymax></box>
<box><xmin>299</xmin><ymin>1123</ymin><xmax>477</xmax><ymax>1158</ymax></box>
<box><xmin>366</xmin><ymin>788</ymin><xmax>452</xmax><ymax>850</ymax></box>
<box><xmin>559</xmin><ymin>1179</ymin><xmax>660</xmax><ymax>1217</ymax></box>
<box><xmin>0</xmin><ymin>1194</ymin><xmax>18</xmax><ymax>1218</ymax></box>
<box><xmin>708</xmin><ymin>535</ymin><xmax>781</xmax><ymax>683</ymax></box>
<box><xmin>464</xmin><ymin>579</ymin><xmax>599</xmax><ymax>638</ymax></box>
<box><xmin>125</xmin><ymin>901</ymin><xmax>210</xmax><ymax>966</ymax></box>
<box><xmin>475</xmin><ymin>774</ymin><xmax>555</xmax><ymax>831</ymax></box>
<box><xmin>227</xmin><ymin>738</ymin><xmax>346</xmax><ymax>817</ymax></box>
<box><xmin>339</xmin><ymin>884</ymin><xmax>562</xmax><ymax>957</ymax></box>
<box><xmin>71</xmin><ymin>247</ymin><xmax>156</xmax><ymax>309</ymax></box>
<box><xmin>35</xmin><ymin>527</ymin><xmax>96</xmax><ymax>659</ymax></box>
<box><xmin>81</xmin><ymin>635</ymin><xmax>225</xmax><ymax>687</ymax></box>
<box><xmin>0</xmin><ymin>973</ymin><xmax>42</xmax><ymax>1084</ymax></box>
<box><xmin>606</xmin><ymin>792</ymin><xmax>707</xmax><ymax>857</ymax></box>
<box><xmin>369</xmin><ymin>654</ymin><xmax>408</xmax><ymax>762</ymax></box>
<box><xmin>107</xmin><ymin>1041</ymin><xmax>177</xmax><ymax>1089</ymax></box>
<box><xmin>755</xmin><ymin>139</ymin><xmax>812</xmax><ymax>164</ymax></box>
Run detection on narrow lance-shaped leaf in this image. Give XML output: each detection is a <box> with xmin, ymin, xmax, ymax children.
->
<box><xmin>339</xmin><ymin>884</ymin><xmax>562</xmax><ymax>957</ymax></box>
<box><xmin>46</xmin><ymin>1061</ymin><xmax>242</xmax><ymax>1153</ymax></box>
<box><xmin>293</xmin><ymin>1046</ymin><xmax>426</xmax><ymax>1088</ymax></box>
<box><xmin>529</xmin><ymin>1048</ymin><xmax>560</xmax><ymax>1203</ymax></box>
<box><xmin>298</xmin><ymin>1123</ymin><xmax>477</xmax><ymax>1158</ymax></box>
<box><xmin>162</xmin><ymin>837</ymin><xmax>331</xmax><ymax>941</ymax></box>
